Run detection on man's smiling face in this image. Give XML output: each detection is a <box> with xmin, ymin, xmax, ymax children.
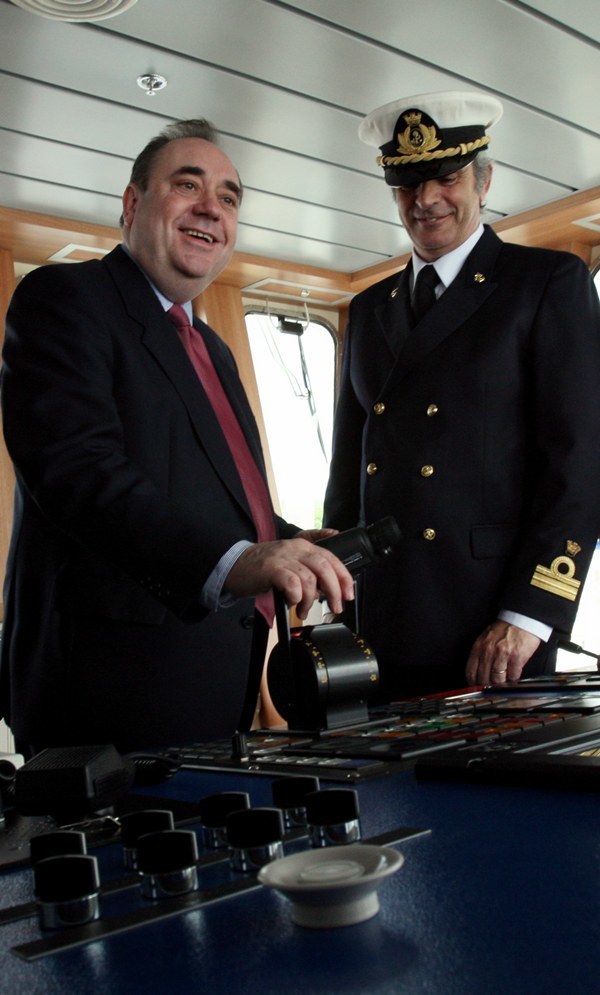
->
<box><xmin>393</xmin><ymin>161</ymin><xmax>491</xmax><ymax>261</ymax></box>
<box><xmin>122</xmin><ymin>137</ymin><xmax>241</xmax><ymax>302</ymax></box>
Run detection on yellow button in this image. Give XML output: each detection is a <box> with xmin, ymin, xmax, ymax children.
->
<box><xmin>426</xmin><ymin>404</ymin><xmax>439</xmax><ymax>416</ymax></box>
<box><xmin>420</xmin><ymin>465</ymin><xmax>434</xmax><ymax>477</ymax></box>
<box><xmin>373</xmin><ymin>402</ymin><xmax>386</xmax><ymax>415</ymax></box>
<box><xmin>422</xmin><ymin>528</ymin><xmax>436</xmax><ymax>541</ymax></box>
<box><xmin>366</xmin><ymin>463</ymin><xmax>378</xmax><ymax>476</ymax></box>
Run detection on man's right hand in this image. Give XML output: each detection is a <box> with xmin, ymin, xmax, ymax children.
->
<box><xmin>223</xmin><ymin>537</ymin><xmax>355</xmax><ymax>620</ymax></box>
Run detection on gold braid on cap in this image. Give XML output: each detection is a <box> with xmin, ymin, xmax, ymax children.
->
<box><xmin>377</xmin><ymin>134</ymin><xmax>491</xmax><ymax>167</ymax></box>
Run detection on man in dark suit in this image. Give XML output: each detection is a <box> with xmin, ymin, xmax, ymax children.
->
<box><xmin>0</xmin><ymin>119</ymin><xmax>354</xmax><ymax>753</ymax></box>
<box><xmin>324</xmin><ymin>91</ymin><xmax>600</xmax><ymax>700</ymax></box>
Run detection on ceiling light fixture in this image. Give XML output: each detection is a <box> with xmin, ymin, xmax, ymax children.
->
<box><xmin>9</xmin><ymin>0</ymin><xmax>138</xmax><ymax>21</ymax></box>
<box><xmin>137</xmin><ymin>73</ymin><xmax>168</xmax><ymax>97</ymax></box>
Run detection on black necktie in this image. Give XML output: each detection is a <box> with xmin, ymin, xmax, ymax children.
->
<box><xmin>411</xmin><ymin>265</ymin><xmax>438</xmax><ymax>324</ymax></box>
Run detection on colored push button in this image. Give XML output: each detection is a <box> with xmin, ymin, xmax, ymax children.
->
<box><xmin>366</xmin><ymin>463</ymin><xmax>378</xmax><ymax>476</ymax></box>
<box><xmin>34</xmin><ymin>854</ymin><xmax>101</xmax><ymax>929</ymax></box>
<box><xmin>373</xmin><ymin>402</ymin><xmax>386</xmax><ymax>415</ymax></box>
<box><xmin>422</xmin><ymin>528</ymin><xmax>437</xmax><ymax>541</ymax></box>
<box><xmin>426</xmin><ymin>404</ymin><xmax>439</xmax><ymax>416</ymax></box>
<box><xmin>420</xmin><ymin>465</ymin><xmax>435</xmax><ymax>477</ymax></box>
<box><xmin>304</xmin><ymin>788</ymin><xmax>361</xmax><ymax>848</ymax></box>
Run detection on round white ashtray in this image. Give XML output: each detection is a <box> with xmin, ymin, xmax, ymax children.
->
<box><xmin>258</xmin><ymin>844</ymin><xmax>404</xmax><ymax>928</ymax></box>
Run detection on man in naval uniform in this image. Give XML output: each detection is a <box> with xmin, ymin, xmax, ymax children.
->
<box><xmin>324</xmin><ymin>91</ymin><xmax>600</xmax><ymax>700</ymax></box>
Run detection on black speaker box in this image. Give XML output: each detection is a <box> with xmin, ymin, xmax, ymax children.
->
<box><xmin>15</xmin><ymin>744</ymin><xmax>133</xmax><ymax>818</ymax></box>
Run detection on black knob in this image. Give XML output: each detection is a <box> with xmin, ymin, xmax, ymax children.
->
<box><xmin>34</xmin><ymin>854</ymin><xmax>100</xmax><ymax>929</ymax></box>
<box><xmin>226</xmin><ymin>807</ymin><xmax>284</xmax><ymax>872</ymax></box>
<box><xmin>119</xmin><ymin>809</ymin><xmax>175</xmax><ymax>869</ymax></box>
<box><xmin>197</xmin><ymin>791</ymin><xmax>250</xmax><ymax>849</ymax></box>
<box><xmin>30</xmin><ymin>830</ymin><xmax>87</xmax><ymax>866</ymax></box>
<box><xmin>136</xmin><ymin>830</ymin><xmax>199</xmax><ymax>899</ymax></box>
<box><xmin>304</xmin><ymin>788</ymin><xmax>361</xmax><ymax>847</ymax></box>
<box><xmin>271</xmin><ymin>775</ymin><xmax>320</xmax><ymax>828</ymax></box>
<box><xmin>231</xmin><ymin>732</ymin><xmax>249</xmax><ymax>760</ymax></box>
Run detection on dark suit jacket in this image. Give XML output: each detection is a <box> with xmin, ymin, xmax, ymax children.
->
<box><xmin>1</xmin><ymin>246</ymin><xmax>296</xmax><ymax>749</ymax></box>
<box><xmin>324</xmin><ymin>227</ymin><xmax>600</xmax><ymax>698</ymax></box>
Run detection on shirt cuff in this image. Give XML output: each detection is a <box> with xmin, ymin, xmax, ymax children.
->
<box><xmin>498</xmin><ymin>610</ymin><xmax>552</xmax><ymax>642</ymax></box>
<box><xmin>200</xmin><ymin>540</ymin><xmax>254</xmax><ymax>611</ymax></box>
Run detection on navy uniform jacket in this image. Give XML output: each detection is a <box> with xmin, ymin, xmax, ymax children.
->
<box><xmin>324</xmin><ymin>226</ymin><xmax>600</xmax><ymax>699</ymax></box>
<box><xmin>1</xmin><ymin>246</ymin><xmax>297</xmax><ymax>749</ymax></box>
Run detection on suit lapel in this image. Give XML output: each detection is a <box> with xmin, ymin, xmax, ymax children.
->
<box><xmin>373</xmin><ymin>264</ymin><xmax>413</xmax><ymax>358</ymax></box>
<box><xmin>387</xmin><ymin>227</ymin><xmax>503</xmax><ymax>384</ymax></box>
<box><xmin>104</xmin><ymin>247</ymin><xmax>254</xmax><ymax>518</ymax></box>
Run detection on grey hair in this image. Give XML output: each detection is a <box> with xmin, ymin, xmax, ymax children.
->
<box><xmin>473</xmin><ymin>152</ymin><xmax>492</xmax><ymax>196</ymax></box>
<box><xmin>390</xmin><ymin>153</ymin><xmax>493</xmax><ymax>206</ymax></box>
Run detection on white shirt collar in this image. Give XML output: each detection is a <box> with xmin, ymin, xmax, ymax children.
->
<box><xmin>120</xmin><ymin>243</ymin><xmax>193</xmax><ymax>321</ymax></box>
<box><xmin>412</xmin><ymin>224</ymin><xmax>485</xmax><ymax>293</ymax></box>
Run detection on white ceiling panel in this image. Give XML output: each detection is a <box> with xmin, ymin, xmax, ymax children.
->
<box><xmin>521</xmin><ymin>0</ymin><xmax>600</xmax><ymax>44</ymax></box>
<box><xmin>284</xmin><ymin>0</ymin><xmax>600</xmax><ymax>129</ymax></box>
<box><xmin>0</xmin><ymin>0</ymin><xmax>598</xmax><ymax>274</ymax></box>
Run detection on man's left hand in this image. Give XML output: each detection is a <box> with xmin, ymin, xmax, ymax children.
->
<box><xmin>465</xmin><ymin>621</ymin><xmax>541</xmax><ymax>686</ymax></box>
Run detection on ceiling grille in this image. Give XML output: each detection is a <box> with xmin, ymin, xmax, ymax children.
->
<box><xmin>9</xmin><ymin>0</ymin><xmax>137</xmax><ymax>21</ymax></box>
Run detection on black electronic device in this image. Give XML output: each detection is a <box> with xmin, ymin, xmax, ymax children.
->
<box><xmin>15</xmin><ymin>745</ymin><xmax>134</xmax><ymax>820</ymax></box>
<box><xmin>267</xmin><ymin>618</ymin><xmax>379</xmax><ymax>731</ymax></box>
<box><xmin>163</xmin><ymin>681</ymin><xmax>600</xmax><ymax>788</ymax></box>
<box><xmin>266</xmin><ymin>517</ymin><xmax>401</xmax><ymax>731</ymax></box>
<box><xmin>414</xmin><ymin>713</ymin><xmax>600</xmax><ymax>791</ymax></box>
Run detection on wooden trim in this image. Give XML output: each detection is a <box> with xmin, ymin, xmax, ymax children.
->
<box><xmin>6</xmin><ymin>184</ymin><xmax>600</xmax><ymax>303</ymax></box>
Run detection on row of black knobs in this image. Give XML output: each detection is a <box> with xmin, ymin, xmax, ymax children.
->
<box><xmin>32</xmin><ymin>779</ymin><xmax>361</xmax><ymax>928</ymax></box>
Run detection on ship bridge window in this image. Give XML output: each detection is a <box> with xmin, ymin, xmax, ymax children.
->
<box><xmin>246</xmin><ymin>309</ymin><xmax>337</xmax><ymax>529</ymax></box>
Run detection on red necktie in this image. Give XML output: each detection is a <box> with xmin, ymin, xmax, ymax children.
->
<box><xmin>168</xmin><ymin>304</ymin><xmax>275</xmax><ymax>624</ymax></box>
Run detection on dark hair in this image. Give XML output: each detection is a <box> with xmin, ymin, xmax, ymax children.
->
<box><xmin>120</xmin><ymin>118</ymin><xmax>242</xmax><ymax>226</ymax></box>
<box><xmin>128</xmin><ymin>119</ymin><xmax>219</xmax><ymax>190</ymax></box>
